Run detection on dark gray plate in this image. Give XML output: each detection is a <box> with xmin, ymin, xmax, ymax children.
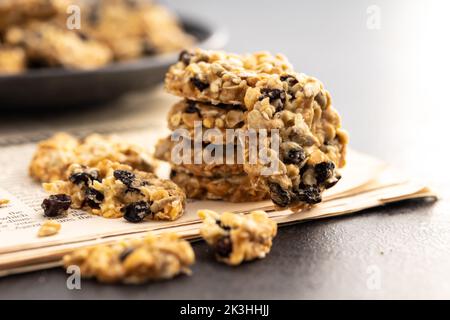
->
<box><xmin>0</xmin><ymin>15</ymin><xmax>227</xmax><ymax>110</ymax></box>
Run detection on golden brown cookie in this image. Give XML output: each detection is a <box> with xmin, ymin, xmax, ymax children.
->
<box><xmin>43</xmin><ymin>160</ymin><xmax>185</xmax><ymax>221</ymax></box>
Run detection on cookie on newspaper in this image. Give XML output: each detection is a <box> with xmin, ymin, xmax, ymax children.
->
<box><xmin>43</xmin><ymin>160</ymin><xmax>185</xmax><ymax>221</ymax></box>
<box><xmin>63</xmin><ymin>233</ymin><xmax>195</xmax><ymax>284</ymax></box>
<box><xmin>198</xmin><ymin>209</ymin><xmax>277</xmax><ymax>266</ymax></box>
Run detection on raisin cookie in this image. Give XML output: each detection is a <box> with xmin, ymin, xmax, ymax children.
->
<box><xmin>63</xmin><ymin>233</ymin><xmax>195</xmax><ymax>284</ymax></box>
<box><xmin>43</xmin><ymin>160</ymin><xmax>185</xmax><ymax>221</ymax></box>
<box><xmin>30</xmin><ymin>132</ymin><xmax>156</xmax><ymax>182</ymax></box>
<box><xmin>198</xmin><ymin>209</ymin><xmax>277</xmax><ymax>266</ymax></box>
<box><xmin>166</xmin><ymin>49</ymin><xmax>294</xmax><ymax>105</ymax></box>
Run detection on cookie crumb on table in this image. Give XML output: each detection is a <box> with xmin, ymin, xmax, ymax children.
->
<box><xmin>38</xmin><ymin>220</ymin><xmax>61</xmax><ymax>237</ymax></box>
<box><xmin>198</xmin><ymin>209</ymin><xmax>277</xmax><ymax>266</ymax></box>
<box><xmin>63</xmin><ymin>233</ymin><xmax>195</xmax><ymax>284</ymax></box>
<box><xmin>0</xmin><ymin>199</ymin><xmax>9</xmax><ymax>207</ymax></box>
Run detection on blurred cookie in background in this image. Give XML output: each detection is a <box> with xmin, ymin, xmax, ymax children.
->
<box><xmin>0</xmin><ymin>0</ymin><xmax>195</xmax><ymax>72</ymax></box>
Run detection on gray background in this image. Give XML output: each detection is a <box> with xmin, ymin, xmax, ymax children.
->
<box><xmin>1</xmin><ymin>0</ymin><xmax>450</xmax><ymax>299</ymax></box>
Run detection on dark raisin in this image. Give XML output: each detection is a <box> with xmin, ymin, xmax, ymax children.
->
<box><xmin>185</xmin><ymin>101</ymin><xmax>201</xmax><ymax>114</ymax></box>
<box><xmin>258</xmin><ymin>88</ymin><xmax>286</xmax><ymax>102</ymax></box>
<box><xmin>280</xmin><ymin>74</ymin><xmax>299</xmax><ymax>86</ymax></box>
<box><xmin>178</xmin><ymin>50</ymin><xmax>193</xmax><ymax>65</ymax></box>
<box><xmin>69</xmin><ymin>170</ymin><xmax>99</xmax><ymax>186</ymax></box>
<box><xmin>190</xmin><ymin>77</ymin><xmax>209</xmax><ymax>91</ymax></box>
<box><xmin>283</xmin><ymin>147</ymin><xmax>306</xmax><ymax>165</ymax></box>
<box><xmin>41</xmin><ymin>194</ymin><xmax>72</xmax><ymax>217</ymax></box>
<box><xmin>295</xmin><ymin>185</ymin><xmax>322</xmax><ymax>204</ymax></box>
<box><xmin>113</xmin><ymin>170</ymin><xmax>136</xmax><ymax>187</ymax></box>
<box><xmin>123</xmin><ymin>201</ymin><xmax>151</xmax><ymax>223</ymax></box>
<box><xmin>314</xmin><ymin>92</ymin><xmax>327</xmax><ymax>109</ymax></box>
<box><xmin>314</xmin><ymin>162</ymin><xmax>335</xmax><ymax>183</ymax></box>
<box><xmin>84</xmin><ymin>188</ymin><xmax>104</xmax><ymax>209</ymax></box>
<box><xmin>269</xmin><ymin>183</ymin><xmax>291</xmax><ymax>207</ymax></box>
<box><xmin>119</xmin><ymin>247</ymin><xmax>134</xmax><ymax>262</ymax></box>
<box><xmin>170</xmin><ymin>170</ymin><xmax>177</xmax><ymax>179</ymax></box>
<box><xmin>214</xmin><ymin>235</ymin><xmax>233</xmax><ymax>258</ymax></box>
<box><xmin>215</xmin><ymin>219</ymin><xmax>231</xmax><ymax>231</ymax></box>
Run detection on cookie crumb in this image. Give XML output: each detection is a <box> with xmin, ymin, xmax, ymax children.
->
<box><xmin>38</xmin><ymin>220</ymin><xmax>61</xmax><ymax>237</ymax></box>
<box><xmin>0</xmin><ymin>199</ymin><xmax>10</xmax><ymax>207</ymax></box>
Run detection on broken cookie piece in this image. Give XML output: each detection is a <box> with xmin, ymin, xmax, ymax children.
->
<box><xmin>30</xmin><ymin>132</ymin><xmax>157</xmax><ymax>182</ymax></box>
<box><xmin>43</xmin><ymin>160</ymin><xmax>185</xmax><ymax>221</ymax></box>
<box><xmin>198</xmin><ymin>210</ymin><xmax>277</xmax><ymax>266</ymax></box>
<box><xmin>63</xmin><ymin>233</ymin><xmax>195</xmax><ymax>284</ymax></box>
<box><xmin>0</xmin><ymin>199</ymin><xmax>10</xmax><ymax>207</ymax></box>
<box><xmin>38</xmin><ymin>220</ymin><xmax>61</xmax><ymax>237</ymax></box>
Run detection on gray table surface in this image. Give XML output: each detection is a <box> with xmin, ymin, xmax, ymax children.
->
<box><xmin>1</xmin><ymin>0</ymin><xmax>450</xmax><ymax>299</ymax></box>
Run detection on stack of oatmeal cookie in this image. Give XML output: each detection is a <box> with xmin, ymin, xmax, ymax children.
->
<box><xmin>159</xmin><ymin>49</ymin><xmax>348</xmax><ymax>208</ymax></box>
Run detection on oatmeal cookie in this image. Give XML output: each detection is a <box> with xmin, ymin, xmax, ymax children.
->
<box><xmin>4</xmin><ymin>21</ymin><xmax>112</xmax><ymax>69</ymax></box>
<box><xmin>43</xmin><ymin>160</ymin><xmax>185</xmax><ymax>221</ymax></box>
<box><xmin>30</xmin><ymin>132</ymin><xmax>156</xmax><ymax>182</ymax></box>
<box><xmin>198</xmin><ymin>209</ymin><xmax>277</xmax><ymax>266</ymax></box>
<box><xmin>170</xmin><ymin>170</ymin><xmax>268</xmax><ymax>202</ymax></box>
<box><xmin>166</xmin><ymin>49</ymin><xmax>294</xmax><ymax>105</ymax></box>
<box><xmin>0</xmin><ymin>46</ymin><xmax>26</xmax><ymax>73</ymax></box>
<box><xmin>63</xmin><ymin>232</ymin><xmax>195</xmax><ymax>284</ymax></box>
